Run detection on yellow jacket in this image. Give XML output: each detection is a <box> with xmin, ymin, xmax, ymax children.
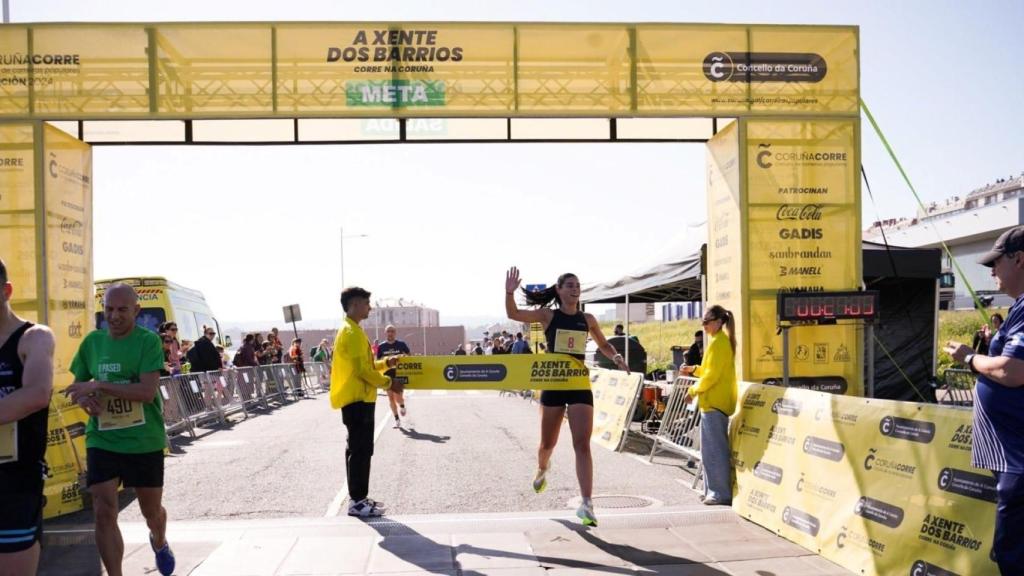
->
<box><xmin>688</xmin><ymin>330</ymin><xmax>738</xmax><ymax>416</ymax></box>
<box><xmin>330</xmin><ymin>316</ymin><xmax>391</xmax><ymax>409</ymax></box>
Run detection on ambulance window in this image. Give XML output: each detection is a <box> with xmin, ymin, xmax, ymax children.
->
<box><xmin>177</xmin><ymin>311</ymin><xmax>199</xmax><ymax>342</ymax></box>
<box><xmin>94</xmin><ymin>308</ymin><xmax>166</xmax><ymax>332</ymax></box>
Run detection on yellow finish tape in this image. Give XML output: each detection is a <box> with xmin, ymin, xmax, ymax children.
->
<box><xmin>393</xmin><ymin>354</ymin><xmax>590</xmax><ymax>390</ymax></box>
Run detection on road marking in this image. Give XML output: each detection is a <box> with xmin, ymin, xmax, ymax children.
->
<box><xmin>431</xmin><ymin>390</ymin><xmax>447</xmax><ymax>396</ymax></box>
<box><xmin>324</xmin><ymin>408</ymin><xmax>393</xmax><ymax>517</ymax></box>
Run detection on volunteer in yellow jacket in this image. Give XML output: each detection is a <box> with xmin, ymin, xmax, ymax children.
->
<box><xmin>682</xmin><ymin>304</ymin><xmax>738</xmax><ymax>506</ymax></box>
<box><xmin>330</xmin><ymin>286</ymin><xmax>399</xmax><ymax>518</ymax></box>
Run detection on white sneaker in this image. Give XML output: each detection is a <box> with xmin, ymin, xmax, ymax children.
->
<box><xmin>347</xmin><ymin>499</ymin><xmax>383</xmax><ymax>517</ymax></box>
<box><xmin>532</xmin><ymin>467</ymin><xmax>548</xmax><ymax>493</ymax></box>
<box><xmin>400</xmin><ymin>405</ymin><xmax>407</xmax><ymax>417</ymax></box>
<box><xmin>576</xmin><ymin>500</ymin><xmax>598</xmax><ymax>527</ymax></box>
<box><xmin>393</xmin><ymin>416</ymin><xmax>401</xmax><ymax>429</ymax></box>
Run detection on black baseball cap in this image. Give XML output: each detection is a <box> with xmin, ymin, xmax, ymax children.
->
<box><xmin>978</xmin><ymin>226</ymin><xmax>1024</xmax><ymax>267</ymax></box>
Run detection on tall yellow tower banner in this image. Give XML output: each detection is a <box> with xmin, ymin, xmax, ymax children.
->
<box><xmin>41</xmin><ymin>124</ymin><xmax>93</xmax><ymax>518</ymax></box>
<box><xmin>0</xmin><ymin>122</ymin><xmax>93</xmax><ymax>518</ymax></box>
<box><xmin>708</xmin><ymin>118</ymin><xmax>862</xmax><ymax>395</ymax></box>
<box><xmin>744</xmin><ymin>118</ymin><xmax>862</xmax><ymax>395</ymax></box>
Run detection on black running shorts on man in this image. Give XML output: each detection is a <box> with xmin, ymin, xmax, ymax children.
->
<box><xmin>86</xmin><ymin>448</ymin><xmax>165</xmax><ymax>488</ymax></box>
<box><xmin>0</xmin><ymin>321</ymin><xmax>48</xmax><ymax>552</ymax></box>
<box><xmin>541</xmin><ymin>310</ymin><xmax>594</xmax><ymax>407</ymax></box>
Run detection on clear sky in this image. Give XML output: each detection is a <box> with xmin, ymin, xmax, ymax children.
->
<box><xmin>15</xmin><ymin>0</ymin><xmax>1024</xmax><ymax>326</ymax></box>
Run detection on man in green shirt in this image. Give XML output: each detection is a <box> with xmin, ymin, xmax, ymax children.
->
<box><xmin>65</xmin><ymin>284</ymin><xmax>174</xmax><ymax>576</ymax></box>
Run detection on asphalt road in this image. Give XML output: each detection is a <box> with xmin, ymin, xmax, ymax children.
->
<box><xmin>49</xmin><ymin>389</ymin><xmax>697</xmax><ymax>525</ymax></box>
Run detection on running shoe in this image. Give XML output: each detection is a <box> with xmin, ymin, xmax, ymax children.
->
<box><xmin>149</xmin><ymin>532</ymin><xmax>176</xmax><ymax>576</ymax></box>
<box><xmin>347</xmin><ymin>498</ymin><xmax>384</xmax><ymax>517</ymax></box>
<box><xmin>576</xmin><ymin>501</ymin><xmax>598</xmax><ymax>527</ymax></box>
<box><xmin>366</xmin><ymin>498</ymin><xmax>386</xmax><ymax>510</ymax></box>
<box><xmin>393</xmin><ymin>416</ymin><xmax>401</xmax><ymax>429</ymax></box>
<box><xmin>532</xmin><ymin>467</ymin><xmax>548</xmax><ymax>493</ymax></box>
<box><xmin>400</xmin><ymin>404</ymin><xmax>407</xmax><ymax>417</ymax></box>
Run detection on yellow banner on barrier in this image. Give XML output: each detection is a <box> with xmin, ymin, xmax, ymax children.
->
<box><xmin>732</xmin><ymin>383</ymin><xmax>998</xmax><ymax>576</ymax></box>
<box><xmin>393</xmin><ymin>354</ymin><xmax>590</xmax><ymax>391</ymax></box>
<box><xmin>590</xmin><ymin>367</ymin><xmax>644</xmax><ymax>451</ymax></box>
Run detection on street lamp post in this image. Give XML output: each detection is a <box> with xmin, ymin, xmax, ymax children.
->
<box><xmin>340</xmin><ymin>226</ymin><xmax>369</xmax><ymax>290</ymax></box>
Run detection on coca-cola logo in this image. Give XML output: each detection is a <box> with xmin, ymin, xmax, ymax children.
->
<box><xmin>776</xmin><ymin>204</ymin><xmax>823</xmax><ymax>221</ymax></box>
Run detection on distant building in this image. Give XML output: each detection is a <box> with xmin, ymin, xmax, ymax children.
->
<box><xmin>366</xmin><ymin>299</ymin><xmax>439</xmax><ymax>329</ymax></box>
<box><xmin>864</xmin><ymin>173</ymin><xmax>1024</xmax><ymax>309</ymax></box>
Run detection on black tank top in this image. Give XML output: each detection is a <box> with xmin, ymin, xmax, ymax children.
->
<box><xmin>544</xmin><ymin>309</ymin><xmax>589</xmax><ymax>361</ymax></box>
<box><xmin>0</xmin><ymin>322</ymin><xmax>47</xmax><ymax>487</ymax></box>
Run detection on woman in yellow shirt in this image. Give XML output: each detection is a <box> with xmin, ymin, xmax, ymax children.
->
<box><xmin>682</xmin><ymin>305</ymin><xmax>738</xmax><ymax>506</ymax></box>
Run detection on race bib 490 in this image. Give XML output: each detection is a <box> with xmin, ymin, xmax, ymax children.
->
<box><xmin>97</xmin><ymin>397</ymin><xmax>145</xmax><ymax>431</ymax></box>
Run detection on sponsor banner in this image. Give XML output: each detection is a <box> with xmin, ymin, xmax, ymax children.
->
<box><xmin>44</xmin><ymin>124</ymin><xmax>93</xmax><ymax>377</ymax></box>
<box><xmin>732</xmin><ymin>384</ymin><xmax>998</xmax><ymax>576</ymax></box>
<box><xmin>743</xmin><ymin>119</ymin><xmax>861</xmax><ymax>395</ymax></box>
<box><xmin>0</xmin><ymin>23</ymin><xmax>857</xmax><ymax>118</ymax></box>
<box><xmin>393</xmin><ymin>354</ymin><xmax>589</xmax><ymax>391</ymax></box>
<box><xmin>589</xmin><ymin>367</ymin><xmax>644</xmax><ymax>451</ymax></box>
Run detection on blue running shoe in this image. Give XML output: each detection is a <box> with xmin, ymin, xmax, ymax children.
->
<box><xmin>150</xmin><ymin>532</ymin><xmax>176</xmax><ymax>576</ymax></box>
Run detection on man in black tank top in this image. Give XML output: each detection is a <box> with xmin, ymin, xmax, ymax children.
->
<box><xmin>0</xmin><ymin>258</ymin><xmax>56</xmax><ymax>574</ymax></box>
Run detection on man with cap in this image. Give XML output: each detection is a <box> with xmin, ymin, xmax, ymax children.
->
<box><xmin>944</xmin><ymin>225</ymin><xmax>1024</xmax><ymax>575</ymax></box>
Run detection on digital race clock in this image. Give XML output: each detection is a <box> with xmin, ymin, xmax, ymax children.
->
<box><xmin>777</xmin><ymin>291</ymin><xmax>880</xmax><ymax>323</ymax></box>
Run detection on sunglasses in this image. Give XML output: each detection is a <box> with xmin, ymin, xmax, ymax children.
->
<box><xmin>162</xmin><ymin>339</ymin><xmax>174</xmax><ymax>343</ymax></box>
<box><xmin>205</xmin><ymin>332</ymin><xmax>215</xmax><ymax>336</ymax></box>
<box><xmin>702</xmin><ymin>318</ymin><xmax>720</xmax><ymax>326</ymax></box>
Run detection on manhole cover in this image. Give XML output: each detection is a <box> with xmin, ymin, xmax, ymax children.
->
<box><xmin>589</xmin><ymin>495</ymin><xmax>655</xmax><ymax>509</ymax></box>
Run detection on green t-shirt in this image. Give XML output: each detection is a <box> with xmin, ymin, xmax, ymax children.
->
<box><xmin>70</xmin><ymin>326</ymin><xmax>166</xmax><ymax>454</ymax></box>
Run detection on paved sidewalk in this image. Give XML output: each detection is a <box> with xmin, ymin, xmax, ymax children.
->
<box><xmin>40</xmin><ymin>505</ymin><xmax>854</xmax><ymax>575</ymax></box>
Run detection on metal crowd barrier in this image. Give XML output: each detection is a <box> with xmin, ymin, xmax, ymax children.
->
<box><xmin>649</xmin><ymin>376</ymin><xmax>704</xmax><ymax>489</ymax></box>
<box><xmin>939</xmin><ymin>368</ymin><xmax>975</xmax><ymax>407</ymax></box>
<box><xmin>160</xmin><ymin>362</ymin><xmax>328</xmax><ymax>437</ymax></box>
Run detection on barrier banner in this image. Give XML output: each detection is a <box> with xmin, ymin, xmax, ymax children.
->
<box><xmin>590</xmin><ymin>367</ymin><xmax>644</xmax><ymax>451</ymax></box>
<box><xmin>0</xmin><ymin>23</ymin><xmax>857</xmax><ymax>118</ymax></box>
<box><xmin>393</xmin><ymin>354</ymin><xmax>590</xmax><ymax>391</ymax></box>
<box><xmin>732</xmin><ymin>383</ymin><xmax>998</xmax><ymax>576</ymax></box>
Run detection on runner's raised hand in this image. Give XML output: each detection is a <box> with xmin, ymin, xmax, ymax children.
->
<box><xmin>505</xmin><ymin>267</ymin><xmax>522</xmax><ymax>294</ymax></box>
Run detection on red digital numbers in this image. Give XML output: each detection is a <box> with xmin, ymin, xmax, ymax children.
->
<box><xmin>780</xmin><ymin>292</ymin><xmax>878</xmax><ymax>322</ymax></box>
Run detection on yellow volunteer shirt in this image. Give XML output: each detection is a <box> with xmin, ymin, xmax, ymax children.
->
<box><xmin>329</xmin><ymin>316</ymin><xmax>391</xmax><ymax>409</ymax></box>
<box><xmin>688</xmin><ymin>330</ymin><xmax>738</xmax><ymax>416</ymax></box>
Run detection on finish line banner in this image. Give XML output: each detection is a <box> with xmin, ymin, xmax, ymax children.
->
<box><xmin>732</xmin><ymin>383</ymin><xmax>998</xmax><ymax>576</ymax></box>
<box><xmin>392</xmin><ymin>354</ymin><xmax>590</xmax><ymax>391</ymax></box>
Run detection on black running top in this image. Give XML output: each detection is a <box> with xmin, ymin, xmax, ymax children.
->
<box><xmin>0</xmin><ymin>322</ymin><xmax>47</xmax><ymax>488</ymax></box>
<box><xmin>544</xmin><ymin>309</ymin><xmax>589</xmax><ymax>361</ymax></box>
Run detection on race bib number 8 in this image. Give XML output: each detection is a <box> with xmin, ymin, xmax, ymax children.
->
<box><xmin>554</xmin><ymin>329</ymin><xmax>588</xmax><ymax>355</ymax></box>
<box><xmin>98</xmin><ymin>397</ymin><xmax>145</xmax><ymax>431</ymax></box>
<box><xmin>0</xmin><ymin>422</ymin><xmax>17</xmax><ymax>464</ymax></box>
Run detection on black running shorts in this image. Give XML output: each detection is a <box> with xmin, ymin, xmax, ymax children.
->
<box><xmin>0</xmin><ymin>488</ymin><xmax>43</xmax><ymax>553</ymax></box>
<box><xmin>539</xmin><ymin>390</ymin><xmax>594</xmax><ymax>407</ymax></box>
<box><xmin>86</xmin><ymin>448</ymin><xmax>164</xmax><ymax>488</ymax></box>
